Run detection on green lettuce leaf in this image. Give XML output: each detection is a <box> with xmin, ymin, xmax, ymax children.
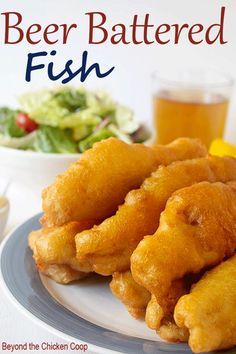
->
<box><xmin>0</xmin><ymin>107</ymin><xmax>26</xmax><ymax>138</ymax></box>
<box><xmin>0</xmin><ymin>131</ymin><xmax>36</xmax><ymax>149</ymax></box>
<box><xmin>78</xmin><ymin>128</ymin><xmax>115</xmax><ymax>152</ymax></box>
<box><xmin>58</xmin><ymin>110</ymin><xmax>101</xmax><ymax>129</ymax></box>
<box><xmin>53</xmin><ymin>87</ymin><xmax>86</xmax><ymax>111</ymax></box>
<box><xmin>108</xmin><ymin>124</ymin><xmax>132</xmax><ymax>144</ymax></box>
<box><xmin>34</xmin><ymin>126</ymin><xmax>77</xmax><ymax>154</ymax></box>
<box><xmin>20</xmin><ymin>87</ymin><xmax>86</xmax><ymax>127</ymax></box>
<box><xmin>114</xmin><ymin>105</ymin><xmax>139</xmax><ymax>134</ymax></box>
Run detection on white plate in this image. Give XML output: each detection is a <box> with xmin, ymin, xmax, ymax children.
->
<box><xmin>1</xmin><ymin>214</ymin><xmax>227</xmax><ymax>354</ymax></box>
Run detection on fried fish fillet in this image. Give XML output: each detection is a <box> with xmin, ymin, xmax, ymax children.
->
<box><xmin>110</xmin><ymin>270</ymin><xmax>151</xmax><ymax>319</ymax></box>
<box><xmin>41</xmin><ymin>137</ymin><xmax>207</xmax><ymax>227</ymax></box>
<box><xmin>76</xmin><ymin>156</ymin><xmax>236</xmax><ymax>275</ymax></box>
<box><xmin>36</xmin><ymin>263</ymin><xmax>87</xmax><ymax>284</ymax></box>
<box><xmin>146</xmin><ymin>295</ymin><xmax>189</xmax><ymax>342</ymax></box>
<box><xmin>158</xmin><ymin>320</ymin><xmax>189</xmax><ymax>343</ymax></box>
<box><xmin>29</xmin><ymin>220</ymin><xmax>96</xmax><ymax>283</ymax></box>
<box><xmin>145</xmin><ymin>274</ymin><xmax>203</xmax><ymax>342</ymax></box>
<box><xmin>174</xmin><ymin>254</ymin><xmax>236</xmax><ymax>353</ymax></box>
<box><xmin>131</xmin><ymin>181</ymin><xmax>236</xmax><ymax>326</ymax></box>
<box><xmin>144</xmin><ymin>277</ymin><xmax>189</xmax><ymax>329</ymax></box>
<box><xmin>110</xmin><ymin>270</ymin><xmax>186</xmax><ymax>321</ymax></box>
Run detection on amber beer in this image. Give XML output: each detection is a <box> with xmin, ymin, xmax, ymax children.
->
<box><xmin>154</xmin><ymin>90</ymin><xmax>229</xmax><ymax>147</ymax></box>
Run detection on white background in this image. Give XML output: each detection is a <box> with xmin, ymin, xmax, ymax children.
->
<box><xmin>0</xmin><ymin>1</ymin><xmax>236</xmax><ymax>353</ymax></box>
<box><xmin>0</xmin><ymin>0</ymin><xmax>236</xmax><ymax>140</ymax></box>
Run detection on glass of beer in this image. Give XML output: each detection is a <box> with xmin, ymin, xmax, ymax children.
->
<box><xmin>152</xmin><ymin>69</ymin><xmax>234</xmax><ymax>147</ymax></box>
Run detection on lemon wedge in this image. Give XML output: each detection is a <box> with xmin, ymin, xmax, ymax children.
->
<box><xmin>209</xmin><ymin>139</ymin><xmax>236</xmax><ymax>157</ymax></box>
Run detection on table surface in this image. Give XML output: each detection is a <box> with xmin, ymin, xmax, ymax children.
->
<box><xmin>0</xmin><ymin>182</ymin><xmax>95</xmax><ymax>354</ymax></box>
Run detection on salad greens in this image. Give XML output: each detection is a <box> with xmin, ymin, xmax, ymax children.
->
<box><xmin>0</xmin><ymin>108</ymin><xmax>25</xmax><ymax>138</ymax></box>
<box><xmin>79</xmin><ymin>128</ymin><xmax>115</xmax><ymax>153</ymax></box>
<box><xmin>34</xmin><ymin>126</ymin><xmax>78</xmax><ymax>154</ymax></box>
<box><xmin>0</xmin><ymin>87</ymin><xmax>149</xmax><ymax>154</ymax></box>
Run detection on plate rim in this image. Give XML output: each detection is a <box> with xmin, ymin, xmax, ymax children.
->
<box><xmin>0</xmin><ymin>215</ymin><xmax>122</xmax><ymax>354</ymax></box>
<box><xmin>0</xmin><ymin>213</ymin><xmax>191</xmax><ymax>354</ymax></box>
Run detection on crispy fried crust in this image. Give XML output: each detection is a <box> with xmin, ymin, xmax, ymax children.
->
<box><xmin>158</xmin><ymin>320</ymin><xmax>189</xmax><ymax>343</ymax></box>
<box><xmin>146</xmin><ymin>295</ymin><xmax>189</xmax><ymax>342</ymax></box>
<box><xmin>41</xmin><ymin>138</ymin><xmax>206</xmax><ymax>227</ymax></box>
<box><xmin>36</xmin><ymin>263</ymin><xmax>88</xmax><ymax>284</ymax></box>
<box><xmin>152</xmin><ymin>137</ymin><xmax>207</xmax><ymax>163</ymax></box>
<box><xmin>175</xmin><ymin>254</ymin><xmax>236</xmax><ymax>353</ymax></box>
<box><xmin>145</xmin><ymin>295</ymin><xmax>164</xmax><ymax>330</ymax></box>
<box><xmin>110</xmin><ymin>271</ymin><xmax>151</xmax><ymax>319</ymax></box>
<box><xmin>76</xmin><ymin>156</ymin><xmax>236</xmax><ymax>275</ymax></box>
<box><xmin>131</xmin><ymin>182</ymin><xmax>236</xmax><ymax>321</ymax></box>
<box><xmin>28</xmin><ymin>220</ymin><xmax>96</xmax><ymax>283</ymax></box>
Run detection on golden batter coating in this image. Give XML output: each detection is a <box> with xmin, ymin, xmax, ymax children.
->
<box><xmin>42</xmin><ymin>137</ymin><xmax>206</xmax><ymax>227</ymax></box>
<box><xmin>145</xmin><ymin>295</ymin><xmax>164</xmax><ymax>330</ymax></box>
<box><xmin>29</xmin><ymin>220</ymin><xmax>96</xmax><ymax>283</ymax></box>
<box><xmin>110</xmin><ymin>271</ymin><xmax>151</xmax><ymax>319</ymax></box>
<box><xmin>175</xmin><ymin>254</ymin><xmax>236</xmax><ymax>353</ymax></box>
<box><xmin>36</xmin><ymin>263</ymin><xmax>88</xmax><ymax>284</ymax></box>
<box><xmin>76</xmin><ymin>156</ymin><xmax>236</xmax><ymax>275</ymax></box>
<box><xmin>131</xmin><ymin>182</ymin><xmax>236</xmax><ymax>321</ymax></box>
<box><xmin>146</xmin><ymin>295</ymin><xmax>189</xmax><ymax>342</ymax></box>
<box><xmin>158</xmin><ymin>320</ymin><xmax>189</xmax><ymax>343</ymax></box>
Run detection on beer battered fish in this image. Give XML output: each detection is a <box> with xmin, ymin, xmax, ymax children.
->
<box><xmin>29</xmin><ymin>220</ymin><xmax>96</xmax><ymax>284</ymax></box>
<box><xmin>41</xmin><ymin>137</ymin><xmax>206</xmax><ymax>227</ymax></box>
<box><xmin>110</xmin><ymin>270</ymin><xmax>188</xmax><ymax>323</ymax></box>
<box><xmin>131</xmin><ymin>181</ymin><xmax>236</xmax><ymax>327</ymax></box>
<box><xmin>175</xmin><ymin>254</ymin><xmax>236</xmax><ymax>353</ymax></box>
<box><xmin>110</xmin><ymin>270</ymin><xmax>190</xmax><ymax>328</ymax></box>
<box><xmin>145</xmin><ymin>272</ymin><xmax>204</xmax><ymax>341</ymax></box>
<box><xmin>110</xmin><ymin>270</ymin><xmax>151</xmax><ymax>319</ymax></box>
<box><xmin>76</xmin><ymin>156</ymin><xmax>236</xmax><ymax>275</ymax></box>
<box><xmin>35</xmin><ymin>263</ymin><xmax>87</xmax><ymax>284</ymax></box>
<box><xmin>146</xmin><ymin>295</ymin><xmax>189</xmax><ymax>342</ymax></box>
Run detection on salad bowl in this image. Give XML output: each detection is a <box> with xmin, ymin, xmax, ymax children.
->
<box><xmin>0</xmin><ymin>147</ymin><xmax>81</xmax><ymax>194</ymax></box>
<box><xmin>0</xmin><ymin>87</ymin><xmax>148</xmax><ymax>193</ymax></box>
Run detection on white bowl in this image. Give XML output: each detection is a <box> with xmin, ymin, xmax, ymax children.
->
<box><xmin>0</xmin><ymin>147</ymin><xmax>81</xmax><ymax>195</ymax></box>
<box><xmin>0</xmin><ymin>197</ymin><xmax>9</xmax><ymax>241</ymax></box>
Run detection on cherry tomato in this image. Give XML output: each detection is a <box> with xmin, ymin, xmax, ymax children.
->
<box><xmin>16</xmin><ymin>112</ymin><xmax>38</xmax><ymax>133</ymax></box>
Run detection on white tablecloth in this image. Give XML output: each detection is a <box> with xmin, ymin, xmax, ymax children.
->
<box><xmin>0</xmin><ymin>182</ymin><xmax>94</xmax><ymax>354</ymax></box>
